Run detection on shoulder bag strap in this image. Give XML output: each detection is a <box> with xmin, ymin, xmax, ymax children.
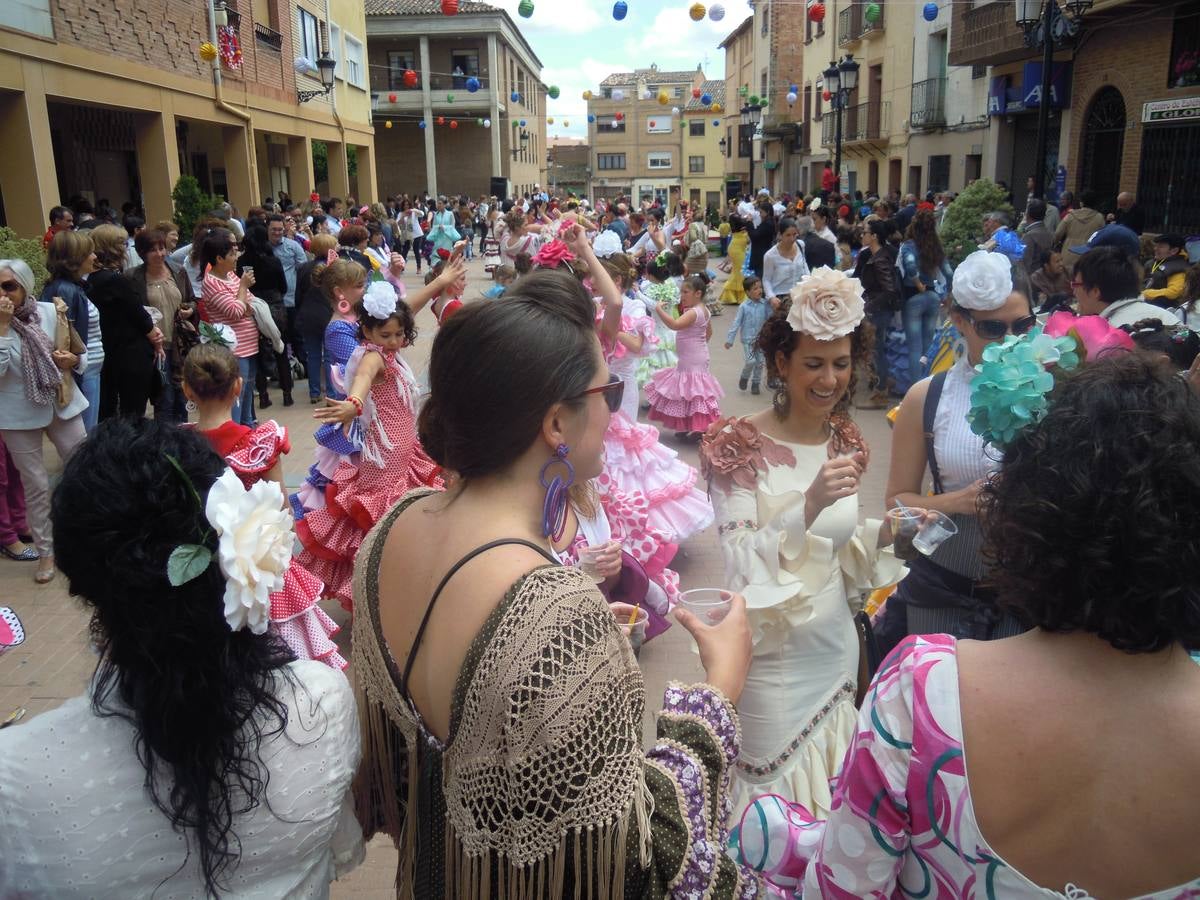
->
<box><xmin>923</xmin><ymin>370</ymin><xmax>948</xmax><ymax>496</ymax></box>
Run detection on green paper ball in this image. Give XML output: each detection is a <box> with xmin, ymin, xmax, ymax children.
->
<box><xmin>447</xmin><ymin>93</ymin><xmax>455</xmax><ymax>102</ymax></box>
<box><xmin>548</xmin><ymin>85</ymin><xmax>560</xmax><ymax>99</ymax></box>
<box><xmin>518</xmin><ymin>0</ymin><xmax>534</xmax><ymax>17</ymax></box>
<box><xmin>865</xmin><ymin>2</ymin><xmax>881</xmax><ymax>24</ymax></box>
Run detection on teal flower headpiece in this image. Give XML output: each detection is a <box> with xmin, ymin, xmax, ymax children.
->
<box><xmin>966</xmin><ymin>326</ymin><xmax>1080</xmax><ymax>448</ymax></box>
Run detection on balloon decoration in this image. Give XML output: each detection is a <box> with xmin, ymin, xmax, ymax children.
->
<box><xmin>643</xmin><ymin>88</ymin><xmax>654</xmax><ymax>100</ymax></box>
<box><xmin>588</xmin><ymin>114</ymin><xmax>596</xmax><ymax>123</ymax></box>
<box><xmin>484</xmin><ymin>118</ymin><xmax>492</xmax><ymax>127</ymax></box>
<box><xmin>476</xmin><ymin>117</ymin><xmax>484</xmax><ymax>125</ymax></box>
<box><xmin>466</xmin><ymin>76</ymin><xmax>481</xmax><ymax>92</ymax></box>
<box><xmin>384</xmin><ymin>121</ymin><xmax>393</xmax><ymax>129</ymax></box>
<box><xmin>403</xmin><ymin>69</ymin><xmax>418</xmax><ymax>88</ymax></box>
<box><xmin>657</xmin><ymin>90</ymin><xmax>670</xmax><ymax>105</ymax></box>
<box><xmin>822</xmin><ymin>89</ymin><xmax>832</xmax><ymax>101</ymax></box>
<box><xmin>808</xmin><ymin>2</ymin><xmax>825</xmax><ymax>23</ymax></box>
<box><xmin>583</xmin><ymin>89</ymin><xmax>593</xmax><ymax>100</ymax></box>
<box><xmin>563</xmin><ymin>120</ymin><xmax>569</xmax><ymax>127</ymax></box>
<box><xmin>672</xmin><ymin>106</ymin><xmax>680</xmax><ymax>116</ymax></box>
<box><xmin>387</xmin><ymin>92</ymin><xmax>397</xmax><ymax>103</ymax></box>
<box><xmin>712</xmin><ymin>103</ymin><xmax>722</xmax><ymax>113</ymax></box>
<box><xmin>518</xmin><ymin>0</ymin><xmax>534</xmax><ymax>17</ymax></box>
<box><xmin>612</xmin><ymin>88</ymin><xmax>625</xmax><ymax>101</ymax></box>
<box><xmin>548</xmin><ymin>116</ymin><xmax>555</xmax><ymax>124</ymax></box>
<box><xmin>511</xmin><ymin>91</ymin><xmax>521</xmax><ymax>103</ymax></box>
<box><xmin>419</xmin><ymin>120</ymin><xmax>427</xmax><ymax>129</ymax></box>
<box><xmin>709</xmin><ymin>3</ymin><xmax>725</xmax><ymax>21</ymax></box>
<box><xmin>648</xmin><ymin>119</ymin><xmax>657</xmax><ymax>129</ymax></box>
<box><xmin>738</xmin><ymin>85</ymin><xmax>749</xmax><ymax>96</ymax></box>
<box><xmin>923</xmin><ymin>1</ymin><xmax>938</xmax><ymax>20</ymax></box>
<box><xmin>701</xmin><ymin>92</ymin><xmax>713</xmax><ymax>106</ymax></box>
<box><xmin>787</xmin><ymin>91</ymin><xmax>798</xmax><ymax>105</ymax></box>
<box><xmin>437</xmin><ymin>116</ymin><xmax>446</xmax><ymax>125</ymax></box>
<box><xmin>865</xmin><ymin>2</ymin><xmax>881</xmax><ymax>24</ymax></box>
<box><xmin>749</xmin><ymin>95</ymin><xmax>760</xmax><ymax>105</ymax></box>
<box><xmin>199</xmin><ymin>42</ymin><xmax>218</xmax><ymax>62</ymax></box>
<box><xmin>692</xmin><ymin>87</ymin><xmax>702</xmax><ymax>99</ymax></box>
<box><xmin>712</xmin><ymin>119</ymin><xmax>721</xmax><ymax>127</ymax></box>
<box><xmin>548</xmin><ymin>85</ymin><xmax>560</xmax><ymax>99</ymax></box>
<box><xmin>447</xmin><ymin>93</ymin><xmax>455</xmax><ymax>102</ymax></box>
<box><xmin>613</xmin><ymin>1</ymin><xmax>628</xmax><ymax>20</ymax></box>
<box><xmin>519</xmin><ymin>119</ymin><xmax>527</xmax><ymax>126</ymax></box>
<box><xmin>441</xmin><ymin>0</ymin><xmax>458</xmax><ymax>14</ymax></box>
<box><xmin>615</xmin><ymin>111</ymin><xmax>624</xmax><ymax>121</ymax></box>
<box><xmin>689</xmin><ymin>3</ymin><xmax>706</xmax><ymax>22</ymax></box>
<box><xmin>450</xmin><ymin>120</ymin><xmax>459</xmax><ymax>129</ymax></box>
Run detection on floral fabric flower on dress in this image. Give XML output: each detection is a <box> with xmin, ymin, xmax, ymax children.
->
<box><xmin>701</xmin><ymin>417</ymin><xmax>797</xmax><ymax>491</ymax></box>
<box><xmin>785</xmin><ymin>266</ymin><xmax>865</xmax><ymax>341</ymax></box>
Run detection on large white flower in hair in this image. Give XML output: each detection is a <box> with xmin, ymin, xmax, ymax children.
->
<box><xmin>952</xmin><ymin>250</ymin><xmax>1013</xmax><ymax>311</ymax></box>
<box><xmin>205</xmin><ymin>468</ymin><xmax>292</xmax><ymax>634</ymax></box>
<box><xmin>362</xmin><ymin>281</ymin><xmax>398</xmax><ymax>320</ymax></box>
<box><xmin>787</xmin><ymin>266</ymin><xmax>866</xmax><ymax>341</ymax></box>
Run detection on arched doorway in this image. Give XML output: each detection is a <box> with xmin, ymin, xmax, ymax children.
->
<box><xmin>1080</xmin><ymin>86</ymin><xmax>1125</xmax><ymax>209</ymax></box>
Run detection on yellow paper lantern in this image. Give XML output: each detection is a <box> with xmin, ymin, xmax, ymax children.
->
<box><xmin>689</xmin><ymin>3</ymin><xmax>706</xmax><ymax>21</ymax></box>
<box><xmin>711</xmin><ymin>102</ymin><xmax>722</xmax><ymax>113</ymax></box>
<box><xmin>384</xmin><ymin>121</ymin><xmax>393</xmax><ymax>129</ymax></box>
<box><xmin>199</xmin><ymin>41</ymin><xmax>218</xmax><ymax>62</ymax></box>
<box><xmin>563</xmin><ymin>120</ymin><xmax>570</xmax><ymax>127</ymax></box>
<box><xmin>583</xmin><ymin>89</ymin><xmax>593</xmax><ymax>100</ymax></box>
<box><xmin>657</xmin><ymin>89</ymin><xmax>670</xmax><ymax>105</ymax></box>
<box><xmin>548</xmin><ymin>116</ymin><xmax>555</xmax><ymax>124</ymax></box>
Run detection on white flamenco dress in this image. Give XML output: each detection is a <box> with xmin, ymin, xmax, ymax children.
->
<box><xmin>701</xmin><ymin>417</ymin><xmax>906</xmax><ymax>826</ymax></box>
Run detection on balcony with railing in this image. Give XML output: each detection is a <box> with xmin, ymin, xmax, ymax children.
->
<box><xmin>253</xmin><ymin>21</ymin><xmax>282</xmax><ymax>52</ymax></box>
<box><xmin>838</xmin><ymin>5</ymin><xmax>861</xmax><ymax>47</ymax></box>
<box><xmin>821</xmin><ymin>100</ymin><xmax>890</xmax><ymax>145</ymax></box>
<box><xmin>949</xmin><ymin>0</ymin><xmax>1030</xmax><ymax>67</ymax></box>
<box><xmin>910</xmin><ymin>77</ymin><xmax>947</xmax><ymax>129</ymax></box>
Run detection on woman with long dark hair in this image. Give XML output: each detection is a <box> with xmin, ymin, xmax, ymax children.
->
<box><xmin>0</xmin><ymin>419</ymin><xmax>361</xmax><ymax>896</ymax></box>
<box><xmin>898</xmin><ymin>208</ymin><xmax>954</xmax><ymax>382</ymax></box>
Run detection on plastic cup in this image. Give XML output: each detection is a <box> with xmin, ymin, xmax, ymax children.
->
<box><xmin>913</xmin><ymin>511</ymin><xmax>959</xmax><ymax>556</ymax></box>
<box><xmin>678</xmin><ymin>588</ymin><xmax>733</xmax><ymax>625</ymax></box>
<box><xmin>886</xmin><ymin>507</ymin><xmax>924</xmax><ymax>561</ymax></box>
<box><xmin>609</xmin><ymin>602</ymin><xmax>649</xmax><ymax>655</ymax></box>
<box><xmin>576</xmin><ymin>542</ymin><xmax>616</xmax><ymax>584</ymax></box>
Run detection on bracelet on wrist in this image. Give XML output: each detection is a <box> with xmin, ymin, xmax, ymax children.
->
<box><xmin>347</xmin><ymin>395</ymin><xmax>364</xmax><ymax>417</ymax></box>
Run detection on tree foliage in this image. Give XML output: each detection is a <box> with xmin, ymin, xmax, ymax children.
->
<box><xmin>939</xmin><ymin>179</ymin><xmax>1016</xmax><ymax>265</ymax></box>
<box><xmin>0</xmin><ymin>227</ymin><xmax>51</xmax><ymax>295</ymax></box>
<box><xmin>172</xmin><ymin>175</ymin><xmax>224</xmax><ymax>240</ymax></box>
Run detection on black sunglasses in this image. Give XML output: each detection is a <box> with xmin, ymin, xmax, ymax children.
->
<box><xmin>0</xmin><ymin>281</ymin><xmax>21</xmax><ymax>294</ymax></box>
<box><xmin>569</xmin><ymin>374</ymin><xmax>624</xmax><ymax>413</ymax></box>
<box><xmin>961</xmin><ymin>310</ymin><xmax>1038</xmax><ymax>340</ymax></box>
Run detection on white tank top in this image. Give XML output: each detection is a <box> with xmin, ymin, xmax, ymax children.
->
<box><xmin>932</xmin><ymin>356</ymin><xmax>999</xmax><ymax>492</ymax></box>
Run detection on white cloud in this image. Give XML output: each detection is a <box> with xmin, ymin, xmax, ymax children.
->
<box><xmin>491</xmin><ymin>0</ymin><xmax>603</xmax><ymax>34</ymax></box>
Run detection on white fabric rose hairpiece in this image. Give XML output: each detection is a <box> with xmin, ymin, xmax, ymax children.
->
<box><xmin>165</xmin><ymin>462</ymin><xmax>293</xmax><ymax>635</ymax></box>
<box><xmin>362</xmin><ymin>281</ymin><xmax>399</xmax><ymax>320</ymax></box>
<box><xmin>952</xmin><ymin>249</ymin><xmax>1013</xmax><ymax>311</ymax></box>
<box><xmin>786</xmin><ymin>266</ymin><xmax>866</xmax><ymax>341</ymax></box>
<box><xmin>592</xmin><ymin>230</ymin><xmax>623</xmax><ymax>259</ymax></box>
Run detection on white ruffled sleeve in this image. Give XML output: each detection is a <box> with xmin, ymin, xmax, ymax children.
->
<box><xmin>836</xmin><ymin>517</ymin><xmax>908</xmax><ymax>614</ymax></box>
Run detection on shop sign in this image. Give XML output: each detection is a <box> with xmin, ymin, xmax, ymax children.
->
<box><xmin>1142</xmin><ymin>97</ymin><xmax>1200</xmax><ymax>124</ymax></box>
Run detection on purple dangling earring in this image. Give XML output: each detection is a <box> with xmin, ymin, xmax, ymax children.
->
<box><xmin>540</xmin><ymin>443</ymin><xmax>574</xmax><ymax>541</ymax></box>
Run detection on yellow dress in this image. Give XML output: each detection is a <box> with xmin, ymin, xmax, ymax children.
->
<box><xmin>721</xmin><ymin>230</ymin><xmax>748</xmax><ymax>305</ymax></box>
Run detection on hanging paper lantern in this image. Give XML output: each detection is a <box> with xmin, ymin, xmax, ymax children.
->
<box><xmin>484</xmin><ymin>118</ymin><xmax>492</xmax><ymax>127</ymax></box>
<box><xmin>519</xmin><ymin>119</ymin><xmax>527</xmax><ymax>127</ymax></box>
<box><xmin>809</xmin><ymin>2</ymin><xmax>826</xmax><ymax>23</ymax></box>
<box><xmin>657</xmin><ymin>90</ymin><xmax>670</xmax><ymax>105</ymax></box>
<box><xmin>563</xmin><ymin>120</ymin><xmax>569</xmax><ymax>127</ymax></box>
<box><xmin>450</xmin><ymin>120</ymin><xmax>459</xmax><ymax>129</ymax></box>
<box><xmin>749</xmin><ymin>95</ymin><xmax>760</xmax><ymax>106</ymax></box>
<box><xmin>692</xmin><ymin>87</ymin><xmax>702</xmax><ymax>99</ymax></box>
<box><xmin>437</xmin><ymin>116</ymin><xmax>446</xmax><ymax>125</ymax></box>
<box><xmin>865</xmin><ymin>2</ymin><xmax>881</xmax><ymax>24</ymax></box>
<box><xmin>199</xmin><ymin>41</ymin><xmax>218</xmax><ymax>62</ymax></box>
<box><xmin>588</xmin><ymin>114</ymin><xmax>596</xmax><ymax>123</ymax></box>
<box><xmin>548</xmin><ymin>117</ymin><xmax>555</xmax><ymax>124</ymax></box>
<box><xmin>712</xmin><ymin>102</ymin><xmax>722</xmax><ymax>113</ymax></box>
<box><xmin>689</xmin><ymin>3</ymin><xmax>706</xmax><ymax>22</ymax></box>
<box><xmin>466</xmin><ymin>76</ymin><xmax>481</xmax><ymax>93</ymax></box>
<box><xmin>709</xmin><ymin>3</ymin><xmax>725</xmax><ymax>21</ymax></box>
<box><xmin>446</xmin><ymin>94</ymin><xmax>455</xmax><ymax>103</ymax></box>
<box><xmin>701</xmin><ymin>92</ymin><xmax>713</xmax><ymax>106</ymax></box>
<box><xmin>642</xmin><ymin>88</ymin><xmax>653</xmax><ymax>100</ymax></box>
<box><xmin>738</xmin><ymin>85</ymin><xmax>748</xmax><ymax>96</ymax></box>
<box><xmin>787</xmin><ymin>91</ymin><xmax>798</xmax><ymax>105</ymax></box>
<box><xmin>672</xmin><ymin>106</ymin><xmax>680</xmax><ymax>116</ymax></box>
<box><xmin>613</xmin><ymin>0</ymin><xmax>628</xmax><ymax>20</ymax></box>
<box><xmin>384</xmin><ymin>120</ymin><xmax>393</xmax><ymax>129</ymax></box>
<box><xmin>822</xmin><ymin>89</ymin><xmax>832</xmax><ymax>102</ymax></box>
<box><xmin>548</xmin><ymin>85</ymin><xmax>560</xmax><ymax>99</ymax></box>
<box><xmin>615</xmin><ymin>111</ymin><xmax>624</xmax><ymax>121</ymax></box>
<box><xmin>403</xmin><ymin>69</ymin><xmax>418</xmax><ymax>88</ymax></box>
<box><xmin>518</xmin><ymin>0</ymin><xmax>534</xmax><ymax>16</ymax></box>
<box><xmin>388</xmin><ymin>92</ymin><xmax>397</xmax><ymax>102</ymax></box>
<box><xmin>441</xmin><ymin>0</ymin><xmax>458</xmax><ymax>13</ymax></box>
<box><xmin>476</xmin><ymin>117</ymin><xmax>483</xmax><ymax>125</ymax></box>
<box><xmin>612</xmin><ymin>88</ymin><xmax>625</xmax><ymax>101</ymax></box>
<box><xmin>923</xmin><ymin>1</ymin><xmax>938</xmax><ymax>20</ymax></box>
<box><xmin>419</xmin><ymin>120</ymin><xmax>427</xmax><ymax>129</ymax></box>
<box><xmin>511</xmin><ymin>91</ymin><xmax>521</xmax><ymax>103</ymax></box>
<box><xmin>649</xmin><ymin>119</ymin><xmax>657</xmax><ymax>128</ymax></box>
<box><xmin>583</xmin><ymin>89</ymin><xmax>593</xmax><ymax>100</ymax></box>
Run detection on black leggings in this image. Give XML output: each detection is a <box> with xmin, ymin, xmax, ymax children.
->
<box><xmin>99</xmin><ymin>357</ymin><xmax>154</xmax><ymax>420</ymax></box>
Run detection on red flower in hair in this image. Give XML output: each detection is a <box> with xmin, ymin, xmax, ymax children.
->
<box><xmin>436</xmin><ymin>248</ymin><xmax>451</xmax><ymax>260</ymax></box>
<box><xmin>531</xmin><ymin>239</ymin><xmax>576</xmax><ymax>269</ymax></box>
<box><xmin>309</xmin><ymin>192</ymin><xmax>320</xmax><ymax>203</ymax></box>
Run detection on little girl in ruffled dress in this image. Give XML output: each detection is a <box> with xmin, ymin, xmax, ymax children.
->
<box><xmin>182</xmin><ymin>342</ymin><xmax>346</xmax><ymax>670</ymax></box>
<box><xmin>292</xmin><ymin>277</ymin><xmax>449</xmax><ymax>610</ymax></box>
<box><xmin>637</xmin><ymin>251</ymin><xmax>683</xmax><ymax>388</ymax></box>
<box><xmin>646</xmin><ymin>273</ymin><xmax>725</xmax><ymax>440</ymax></box>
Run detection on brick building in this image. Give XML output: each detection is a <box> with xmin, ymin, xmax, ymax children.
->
<box><xmin>546</xmin><ymin>138</ymin><xmax>589</xmax><ymax>199</ymax></box>
<box><xmin>754</xmin><ymin>0</ymin><xmax>807</xmax><ymax>196</ymax></box>
<box><xmin>366</xmin><ymin>0</ymin><xmax>546</xmax><ymax>201</ymax></box>
<box><xmin>0</xmin><ymin>0</ymin><xmax>376</xmax><ymax>238</ymax></box>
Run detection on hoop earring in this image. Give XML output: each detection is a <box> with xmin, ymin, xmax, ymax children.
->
<box><xmin>540</xmin><ymin>443</ymin><xmax>574</xmax><ymax>541</ymax></box>
<box><xmin>185</xmin><ymin>400</ymin><xmax>197</xmax><ymax>413</ymax></box>
<box><xmin>772</xmin><ymin>385</ymin><xmax>790</xmax><ymax>419</ymax></box>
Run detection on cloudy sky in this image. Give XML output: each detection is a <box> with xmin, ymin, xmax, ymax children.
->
<box><xmin>488</xmin><ymin>0</ymin><xmax>751</xmax><ymax>140</ymax></box>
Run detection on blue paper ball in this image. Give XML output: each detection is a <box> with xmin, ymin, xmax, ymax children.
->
<box><xmin>519</xmin><ymin>119</ymin><xmax>527</xmax><ymax>127</ymax></box>
<box><xmin>613</xmin><ymin>1</ymin><xmax>628</xmax><ymax>20</ymax></box>
<box><xmin>701</xmin><ymin>92</ymin><xmax>712</xmax><ymax>105</ymax></box>
<box><xmin>713</xmin><ymin>119</ymin><xmax>720</xmax><ymax>126</ymax></box>
<box><xmin>923</xmin><ymin>1</ymin><xmax>938</xmax><ymax>20</ymax></box>
<box><xmin>587</xmin><ymin>113</ymin><xmax>596</xmax><ymax>123</ymax></box>
<box><xmin>418</xmin><ymin>120</ymin><xmax>427</xmax><ymax>129</ymax></box>
<box><xmin>511</xmin><ymin>91</ymin><xmax>520</xmax><ymax>103</ymax></box>
<box><xmin>466</xmin><ymin>76</ymin><xmax>481</xmax><ymax>93</ymax></box>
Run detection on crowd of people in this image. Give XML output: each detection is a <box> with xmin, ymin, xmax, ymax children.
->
<box><xmin>0</xmin><ymin>175</ymin><xmax>1198</xmax><ymax>899</ymax></box>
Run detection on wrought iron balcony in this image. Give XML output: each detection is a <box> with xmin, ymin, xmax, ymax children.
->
<box><xmin>253</xmin><ymin>22</ymin><xmax>282</xmax><ymax>51</ymax></box>
<box><xmin>860</xmin><ymin>2</ymin><xmax>884</xmax><ymax>37</ymax></box>
<box><xmin>821</xmin><ymin>100</ymin><xmax>890</xmax><ymax>145</ymax></box>
<box><xmin>838</xmin><ymin>5</ymin><xmax>861</xmax><ymax>46</ymax></box>
<box><xmin>910</xmin><ymin>77</ymin><xmax>947</xmax><ymax>129</ymax></box>
<box><xmin>949</xmin><ymin>0</ymin><xmax>1030</xmax><ymax>67</ymax></box>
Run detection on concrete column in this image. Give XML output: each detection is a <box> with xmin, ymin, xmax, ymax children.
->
<box><xmin>419</xmin><ymin>35</ymin><xmax>437</xmax><ymax>196</ymax></box>
<box><xmin>0</xmin><ymin>65</ymin><xmax>60</xmax><ymax>238</ymax></box>
<box><xmin>356</xmin><ymin>143</ymin><xmax>378</xmax><ymax>204</ymax></box>
<box><xmin>221</xmin><ymin>125</ymin><xmax>255</xmax><ymax>212</ymax></box>
<box><xmin>487</xmin><ymin>34</ymin><xmax>502</xmax><ymax>177</ymax></box>
<box><xmin>327</xmin><ymin>141</ymin><xmax>350</xmax><ymax>199</ymax></box>
<box><xmin>288</xmin><ymin>136</ymin><xmax>315</xmax><ymax>200</ymax></box>
<box><xmin>134</xmin><ymin>105</ymin><xmax>181</xmax><ymax>227</ymax></box>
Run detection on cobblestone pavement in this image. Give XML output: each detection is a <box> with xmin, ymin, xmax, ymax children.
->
<box><xmin>0</xmin><ymin>253</ymin><xmax>894</xmax><ymax>895</ymax></box>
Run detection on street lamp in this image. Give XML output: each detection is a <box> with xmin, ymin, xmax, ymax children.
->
<box><xmin>297</xmin><ymin>52</ymin><xmax>337</xmax><ymax>103</ymax></box>
<box><xmin>740</xmin><ymin>102</ymin><xmax>763</xmax><ymax>195</ymax></box>
<box><xmin>1015</xmin><ymin>0</ymin><xmax>1092</xmax><ymax>199</ymax></box>
<box><xmin>824</xmin><ymin>54</ymin><xmax>858</xmax><ymax>191</ymax></box>
<box><xmin>511</xmin><ymin>129</ymin><xmax>530</xmax><ymax>161</ymax></box>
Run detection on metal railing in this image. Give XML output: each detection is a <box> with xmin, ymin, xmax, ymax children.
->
<box><xmin>821</xmin><ymin>100</ymin><xmax>890</xmax><ymax>145</ymax></box>
<box><xmin>859</xmin><ymin>1</ymin><xmax>884</xmax><ymax>36</ymax></box>
<box><xmin>910</xmin><ymin>77</ymin><xmax>947</xmax><ymax>129</ymax></box>
<box><xmin>253</xmin><ymin>22</ymin><xmax>282</xmax><ymax>51</ymax></box>
<box><xmin>838</xmin><ymin>5</ymin><xmax>860</xmax><ymax>46</ymax></box>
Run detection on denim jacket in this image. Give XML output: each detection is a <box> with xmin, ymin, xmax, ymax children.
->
<box><xmin>898</xmin><ymin>240</ymin><xmax>953</xmax><ymax>298</ymax></box>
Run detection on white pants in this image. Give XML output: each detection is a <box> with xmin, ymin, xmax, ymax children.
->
<box><xmin>0</xmin><ymin>415</ymin><xmax>86</xmax><ymax>556</ymax></box>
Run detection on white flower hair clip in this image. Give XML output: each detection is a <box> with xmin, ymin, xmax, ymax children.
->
<box><xmin>165</xmin><ymin>461</ymin><xmax>293</xmax><ymax>635</ymax></box>
<box><xmin>952</xmin><ymin>250</ymin><xmax>1013</xmax><ymax>311</ymax></box>
<box><xmin>362</xmin><ymin>281</ymin><xmax>399</xmax><ymax>320</ymax></box>
<box><xmin>198</xmin><ymin>321</ymin><xmax>238</xmax><ymax>353</ymax></box>
<box><xmin>786</xmin><ymin>266</ymin><xmax>866</xmax><ymax>341</ymax></box>
<box><xmin>592</xmin><ymin>230</ymin><xmax>623</xmax><ymax>259</ymax></box>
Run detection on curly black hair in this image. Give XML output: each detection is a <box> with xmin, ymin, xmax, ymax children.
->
<box><xmin>756</xmin><ymin>308</ymin><xmax>875</xmax><ymax>418</ymax></box>
<box><xmin>981</xmin><ymin>354</ymin><xmax>1200</xmax><ymax>652</ymax></box>
<box><xmin>52</xmin><ymin>419</ymin><xmax>296</xmax><ymax>896</ymax></box>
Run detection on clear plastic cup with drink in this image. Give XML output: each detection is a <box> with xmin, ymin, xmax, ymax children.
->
<box><xmin>609</xmin><ymin>602</ymin><xmax>649</xmax><ymax>655</ymax></box>
<box><xmin>912</xmin><ymin>511</ymin><xmax>958</xmax><ymax>556</ymax></box>
<box><xmin>678</xmin><ymin>588</ymin><xmax>733</xmax><ymax>625</ymax></box>
<box><xmin>575</xmin><ymin>541</ymin><xmax>617</xmax><ymax>584</ymax></box>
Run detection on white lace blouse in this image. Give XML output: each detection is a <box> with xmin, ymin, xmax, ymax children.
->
<box><xmin>0</xmin><ymin>660</ymin><xmax>363</xmax><ymax>898</ymax></box>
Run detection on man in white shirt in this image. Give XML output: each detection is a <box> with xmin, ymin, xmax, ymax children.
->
<box><xmin>736</xmin><ymin>194</ymin><xmax>757</xmax><ymax>227</ymax></box>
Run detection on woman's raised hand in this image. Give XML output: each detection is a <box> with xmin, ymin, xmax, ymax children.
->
<box><xmin>805</xmin><ymin>455</ymin><xmax>863</xmax><ymax>518</ymax></box>
<box><xmin>674</xmin><ymin>592</ymin><xmax>753</xmax><ymax>704</ymax></box>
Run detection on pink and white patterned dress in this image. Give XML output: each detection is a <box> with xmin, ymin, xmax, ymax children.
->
<box><xmin>734</xmin><ymin>635</ymin><xmax>1200</xmax><ymax>898</ymax></box>
<box><xmin>646</xmin><ymin>303</ymin><xmax>724</xmax><ymax>432</ymax></box>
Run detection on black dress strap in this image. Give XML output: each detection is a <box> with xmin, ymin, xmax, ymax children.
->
<box><xmin>923</xmin><ymin>370</ymin><xmax>949</xmax><ymax>496</ymax></box>
<box><xmin>399</xmin><ymin>538</ymin><xmax>559</xmax><ymax>700</ymax></box>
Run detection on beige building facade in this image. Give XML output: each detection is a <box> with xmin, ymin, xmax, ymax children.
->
<box><xmin>681</xmin><ymin>80</ymin><xmax>727</xmax><ymax>215</ymax></box>
<box><xmin>366</xmin><ymin>0</ymin><xmax>546</xmax><ymax>201</ymax></box>
<box><xmin>0</xmin><ymin>0</ymin><xmax>377</xmax><ymax>239</ymax></box>
<box><xmin>719</xmin><ymin>16</ymin><xmax>754</xmax><ymax>199</ymax></box>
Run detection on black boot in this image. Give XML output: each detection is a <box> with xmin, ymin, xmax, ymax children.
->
<box><xmin>282</xmin><ymin>391</ymin><xmax>294</xmax><ymax>407</ymax></box>
<box><xmin>259</xmin><ymin>392</ymin><xmax>273</xmax><ymax>409</ymax></box>
<box><xmin>751</xmin><ymin>382</ymin><xmax>761</xmax><ymax>395</ymax></box>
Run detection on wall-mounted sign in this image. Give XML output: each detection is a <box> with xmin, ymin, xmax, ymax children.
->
<box><xmin>1142</xmin><ymin>97</ymin><xmax>1200</xmax><ymax>124</ymax></box>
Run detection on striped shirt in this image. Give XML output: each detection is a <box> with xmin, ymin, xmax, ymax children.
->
<box><xmin>203</xmin><ymin>270</ymin><xmax>259</xmax><ymax>358</ymax></box>
<box><xmin>84</xmin><ymin>298</ymin><xmax>104</xmax><ymax>373</ymax></box>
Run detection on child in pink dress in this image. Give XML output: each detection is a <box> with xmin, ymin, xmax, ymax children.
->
<box><xmin>646</xmin><ymin>273</ymin><xmax>724</xmax><ymax>439</ymax></box>
<box><xmin>182</xmin><ymin>343</ymin><xmax>346</xmax><ymax>670</ymax></box>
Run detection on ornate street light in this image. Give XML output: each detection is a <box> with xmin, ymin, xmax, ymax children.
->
<box><xmin>825</xmin><ymin>54</ymin><xmax>856</xmax><ymax>190</ymax></box>
<box><xmin>297</xmin><ymin>52</ymin><xmax>337</xmax><ymax>103</ymax></box>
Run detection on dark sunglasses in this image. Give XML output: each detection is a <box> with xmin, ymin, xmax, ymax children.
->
<box><xmin>962</xmin><ymin>310</ymin><xmax>1038</xmax><ymax>340</ymax></box>
<box><xmin>569</xmin><ymin>374</ymin><xmax>624</xmax><ymax>413</ymax></box>
<box><xmin>0</xmin><ymin>281</ymin><xmax>21</xmax><ymax>294</ymax></box>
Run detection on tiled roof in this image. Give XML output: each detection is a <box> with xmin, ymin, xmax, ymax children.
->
<box><xmin>599</xmin><ymin>67</ymin><xmax>701</xmax><ymax>87</ymax></box>
<box><xmin>684</xmin><ymin>79</ymin><xmax>726</xmax><ymax>112</ymax></box>
<box><xmin>364</xmin><ymin>0</ymin><xmax>499</xmax><ymax>14</ymax></box>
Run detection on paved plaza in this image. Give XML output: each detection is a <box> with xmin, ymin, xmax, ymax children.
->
<box><xmin>0</xmin><ymin>256</ymin><xmax>893</xmax><ymax>895</ymax></box>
